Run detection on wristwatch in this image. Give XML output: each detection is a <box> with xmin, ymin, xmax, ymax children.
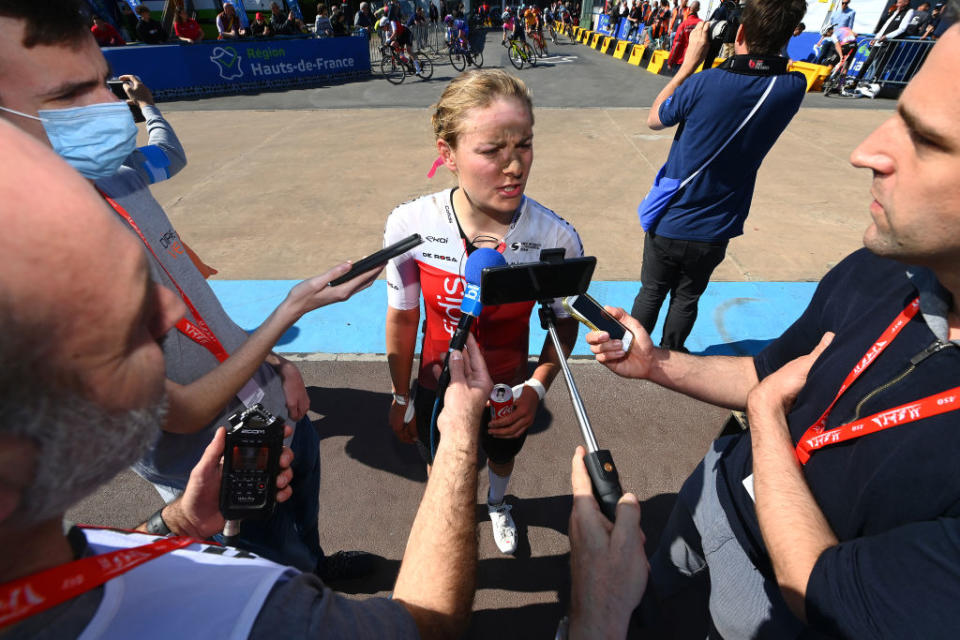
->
<box><xmin>145</xmin><ymin>507</ymin><xmax>172</xmax><ymax>536</ymax></box>
<box><xmin>392</xmin><ymin>393</ymin><xmax>409</xmax><ymax>406</ymax></box>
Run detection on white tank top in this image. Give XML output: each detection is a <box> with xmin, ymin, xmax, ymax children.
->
<box><xmin>76</xmin><ymin>527</ymin><xmax>296</xmax><ymax>640</ymax></box>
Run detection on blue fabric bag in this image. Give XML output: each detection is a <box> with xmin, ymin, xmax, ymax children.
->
<box><xmin>637</xmin><ymin>75</ymin><xmax>779</xmax><ymax>233</ymax></box>
<box><xmin>638</xmin><ymin>164</ymin><xmax>682</xmax><ymax>231</ymax></box>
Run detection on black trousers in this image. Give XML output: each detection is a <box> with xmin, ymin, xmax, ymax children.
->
<box><xmin>854</xmin><ymin>40</ymin><xmax>893</xmax><ymax>83</ymax></box>
<box><xmin>631</xmin><ymin>232</ymin><xmax>728</xmax><ymax>351</ymax></box>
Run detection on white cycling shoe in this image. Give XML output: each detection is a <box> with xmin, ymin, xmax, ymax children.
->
<box><xmin>488</xmin><ymin>501</ymin><xmax>518</xmax><ymax>554</ymax></box>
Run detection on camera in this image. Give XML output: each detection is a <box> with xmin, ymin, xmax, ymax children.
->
<box><xmin>219</xmin><ymin>403</ymin><xmax>284</xmax><ymax>520</ymax></box>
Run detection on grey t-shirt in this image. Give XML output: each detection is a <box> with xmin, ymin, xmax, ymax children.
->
<box><xmin>96</xmin><ymin>106</ymin><xmax>289</xmax><ymax>491</ymax></box>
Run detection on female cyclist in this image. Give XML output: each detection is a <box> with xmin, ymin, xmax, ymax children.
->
<box><xmin>383</xmin><ymin>70</ymin><xmax>584</xmax><ymax>555</ymax></box>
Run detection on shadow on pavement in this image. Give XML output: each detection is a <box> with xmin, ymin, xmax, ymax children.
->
<box><xmin>307</xmin><ymin>385</ymin><xmax>427</xmax><ymax>482</ymax></box>
<box><xmin>469</xmin><ymin>602</ymin><xmax>566</xmax><ymax>639</ymax></box>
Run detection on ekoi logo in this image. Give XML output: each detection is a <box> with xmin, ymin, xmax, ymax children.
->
<box><xmin>211</xmin><ymin>46</ymin><xmax>244</xmax><ymax>80</ymax></box>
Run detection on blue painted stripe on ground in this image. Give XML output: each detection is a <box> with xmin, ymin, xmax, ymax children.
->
<box><xmin>210</xmin><ymin>280</ymin><xmax>818</xmax><ymax>356</ymax></box>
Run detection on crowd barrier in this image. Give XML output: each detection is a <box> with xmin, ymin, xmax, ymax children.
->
<box><xmin>562</xmin><ymin>17</ymin><xmax>938</xmax><ymax>95</ymax></box>
<box><xmin>103</xmin><ymin>37</ymin><xmax>370</xmax><ymax>100</ymax></box>
<box><xmin>847</xmin><ymin>36</ymin><xmax>935</xmax><ymax>91</ymax></box>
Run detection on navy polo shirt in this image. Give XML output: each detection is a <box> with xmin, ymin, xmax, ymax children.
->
<box><xmin>652</xmin><ymin>56</ymin><xmax>806</xmax><ymax>242</ymax></box>
<box><xmin>716</xmin><ymin>249</ymin><xmax>960</xmax><ymax>637</ymax></box>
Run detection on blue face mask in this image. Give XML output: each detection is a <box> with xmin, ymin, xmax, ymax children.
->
<box><xmin>0</xmin><ymin>101</ymin><xmax>138</xmax><ymax>180</ymax></box>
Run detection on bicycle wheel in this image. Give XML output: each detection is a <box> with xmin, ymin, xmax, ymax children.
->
<box><xmin>380</xmin><ymin>55</ymin><xmax>405</xmax><ymax>84</ymax></box>
<box><xmin>523</xmin><ymin>42</ymin><xmax>537</xmax><ymax>66</ymax></box>
<box><xmin>538</xmin><ymin>38</ymin><xmax>549</xmax><ymax>57</ymax></box>
<box><xmin>449</xmin><ymin>48</ymin><xmax>467</xmax><ymax>71</ymax></box>
<box><xmin>509</xmin><ymin>43</ymin><xmax>524</xmax><ymax>69</ymax></box>
<box><xmin>415</xmin><ymin>53</ymin><xmax>434</xmax><ymax>80</ymax></box>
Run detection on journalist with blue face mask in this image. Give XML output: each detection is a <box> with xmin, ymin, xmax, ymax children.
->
<box><xmin>0</xmin><ymin>1</ymin><xmax>379</xmax><ymax>584</ymax></box>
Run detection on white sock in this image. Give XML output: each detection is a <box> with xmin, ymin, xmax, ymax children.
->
<box><xmin>487</xmin><ymin>469</ymin><xmax>511</xmax><ymax>505</ymax></box>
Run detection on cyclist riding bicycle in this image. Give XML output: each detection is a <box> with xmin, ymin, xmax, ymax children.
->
<box><xmin>523</xmin><ymin>4</ymin><xmax>539</xmax><ymax>36</ymax></box>
<box><xmin>380</xmin><ymin>16</ymin><xmax>421</xmax><ymax>73</ymax></box>
<box><xmin>501</xmin><ymin>7</ymin><xmax>516</xmax><ymax>46</ymax></box>
<box><xmin>444</xmin><ymin>13</ymin><xmax>469</xmax><ymax>50</ymax></box>
<box><xmin>509</xmin><ymin>7</ymin><xmax>527</xmax><ymax>44</ymax></box>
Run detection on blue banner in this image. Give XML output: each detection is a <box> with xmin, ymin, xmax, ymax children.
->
<box><xmin>223</xmin><ymin>0</ymin><xmax>251</xmax><ymax>28</ymax></box>
<box><xmin>287</xmin><ymin>0</ymin><xmax>304</xmax><ymax>21</ymax></box>
<box><xmin>616</xmin><ymin>17</ymin><xmax>631</xmax><ymax>40</ymax></box>
<box><xmin>122</xmin><ymin>0</ymin><xmax>142</xmax><ymax>10</ymax></box>
<box><xmin>847</xmin><ymin>36</ymin><xmax>874</xmax><ymax>77</ymax></box>
<box><xmin>103</xmin><ymin>38</ymin><xmax>370</xmax><ymax>94</ymax></box>
<box><xmin>596</xmin><ymin>14</ymin><xmax>609</xmax><ymax>34</ymax></box>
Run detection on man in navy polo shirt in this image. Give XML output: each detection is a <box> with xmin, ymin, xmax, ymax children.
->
<box><xmin>632</xmin><ymin>0</ymin><xmax>807</xmax><ymax>351</ymax></box>
<box><xmin>588</xmin><ymin>15</ymin><xmax>960</xmax><ymax>638</ymax></box>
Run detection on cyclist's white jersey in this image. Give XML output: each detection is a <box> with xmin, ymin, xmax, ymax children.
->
<box><xmin>384</xmin><ymin>188</ymin><xmax>583</xmax><ymax>388</ymax></box>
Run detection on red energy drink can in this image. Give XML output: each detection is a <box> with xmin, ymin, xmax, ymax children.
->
<box><xmin>489</xmin><ymin>383</ymin><xmax>515</xmax><ymax>420</ymax></box>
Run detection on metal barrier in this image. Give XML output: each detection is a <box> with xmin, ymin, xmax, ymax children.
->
<box><xmin>861</xmin><ymin>37</ymin><xmax>935</xmax><ymax>88</ymax></box>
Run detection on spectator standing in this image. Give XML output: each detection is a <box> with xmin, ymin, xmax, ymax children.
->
<box><xmin>429</xmin><ymin>1</ymin><xmax>439</xmax><ymax>23</ymax></box>
<box><xmin>666</xmin><ymin>0</ymin><xmax>687</xmax><ymax>49</ymax></box>
<box><xmin>632</xmin><ymin>0</ymin><xmax>807</xmax><ymax>352</ymax></box>
<box><xmin>90</xmin><ymin>14</ymin><xmax>125</xmax><ymax>46</ymax></box>
<box><xmin>173</xmin><ymin>8</ymin><xmax>204</xmax><ymax>44</ymax></box>
<box><xmin>356</xmin><ymin>1</ymin><xmax>376</xmax><ymax>31</ymax></box>
<box><xmin>649</xmin><ymin>0</ymin><xmax>671</xmax><ymax>48</ymax></box>
<box><xmin>922</xmin><ymin>2</ymin><xmax>947</xmax><ymax>38</ymax></box>
<box><xmin>135</xmin><ymin>5</ymin><xmax>167</xmax><ymax>44</ymax></box>
<box><xmin>667</xmin><ymin>0</ymin><xmax>700</xmax><ymax>68</ymax></box>
<box><xmin>332</xmin><ymin>11</ymin><xmax>349</xmax><ymax>35</ymax></box>
<box><xmin>270</xmin><ymin>2</ymin><xmax>307</xmax><ymax>34</ymax></box>
<box><xmin>118</xmin><ymin>1</ymin><xmax>138</xmax><ymax>40</ymax></box>
<box><xmin>316</xmin><ymin>4</ymin><xmax>334</xmax><ymax>35</ymax></box>
<box><xmin>831</xmin><ymin>0</ymin><xmax>856</xmax><ymax>30</ymax></box>
<box><xmin>387</xmin><ymin>0</ymin><xmax>402</xmax><ymax>22</ymax></box>
<box><xmin>852</xmin><ymin>0</ymin><xmax>914</xmax><ymax>86</ymax></box>
<box><xmin>704</xmin><ymin>0</ymin><xmax>741</xmax><ymax>63</ymax></box>
<box><xmin>251</xmin><ymin>11</ymin><xmax>274</xmax><ymax>36</ymax></box>
<box><xmin>627</xmin><ymin>0</ymin><xmax>642</xmax><ymax>39</ymax></box>
<box><xmin>906</xmin><ymin>2</ymin><xmax>933</xmax><ymax>35</ymax></box>
<box><xmin>217</xmin><ymin>3</ymin><xmax>248</xmax><ymax>38</ymax></box>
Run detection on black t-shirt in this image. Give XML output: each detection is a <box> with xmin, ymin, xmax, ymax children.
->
<box><xmin>136</xmin><ymin>18</ymin><xmax>167</xmax><ymax>44</ymax></box>
<box><xmin>717</xmin><ymin>249</ymin><xmax>960</xmax><ymax>638</ymax></box>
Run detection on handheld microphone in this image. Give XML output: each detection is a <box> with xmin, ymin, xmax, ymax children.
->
<box><xmin>446</xmin><ymin>248</ymin><xmax>506</xmax><ymax>354</ymax></box>
<box><xmin>430</xmin><ymin>248</ymin><xmax>506</xmax><ymax>456</ymax></box>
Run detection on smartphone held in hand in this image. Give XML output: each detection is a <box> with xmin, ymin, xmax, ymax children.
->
<box><xmin>563</xmin><ymin>294</ymin><xmax>634</xmax><ymax>353</ymax></box>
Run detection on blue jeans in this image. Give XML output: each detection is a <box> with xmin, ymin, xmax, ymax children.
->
<box><xmin>231</xmin><ymin>415</ymin><xmax>323</xmax><ymax>571</ymax></box>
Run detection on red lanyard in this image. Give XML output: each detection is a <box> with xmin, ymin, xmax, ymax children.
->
<box><xmin>100</xmin><ymin>192</ymin><xmax>230</xmax><ymax>363</ymax></box>
<box><xmin>0</xmin><ymin>535</ymin><xmax>202</xmax><ymax>630</ymax></box>
<box><xmin>794</xmin><ymin>297</ymin><xmax>960</xmax><ymax>464</ymax></box>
